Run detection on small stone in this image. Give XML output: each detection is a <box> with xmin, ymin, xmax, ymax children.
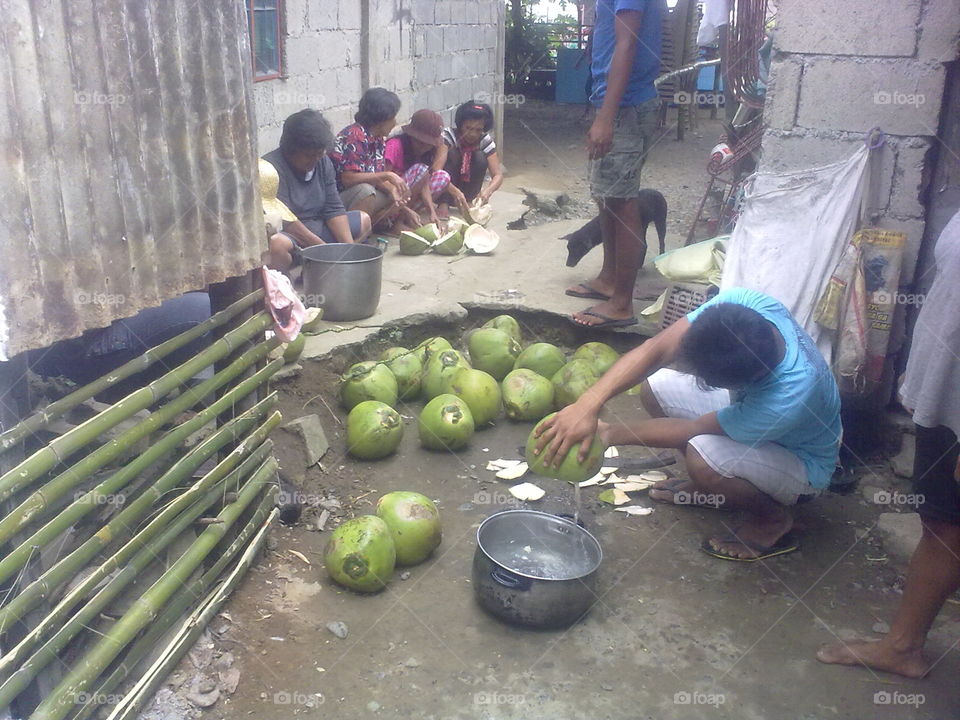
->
<box><xmin>403</xmin><ymin>657</ymin><xmax>420</xmax><ymax>668</ymax></box>
<box><xmin>282</xmin><ymin>414</ymin><xmax>330</xmax><ymax>466</ymax></box>
<box><xmin>872</xmin><ymin>621</ymin><xmax>891</xmax><ymax>634</ymax></box>
<box><xmin>367</xmin><ymin>701</ymin><xmax>381</xmax><ymax>712</ymax></box>
<box><xmin>891</xmin><ymin>433</ymin><xmax>915</xmax><ymax>478</ymax></box>
<box><xmin>877</xmin><ymin>512</ymin><xmax>922</xmax><ymax>565</ymax></box>
<box><xmin>600</xmin><ymin>683</ymin><xmax>614</xmax><ymax>691</ymax></box>
<box><xmin>400</xmin><ymin>571</ymin><xmax>411</xmax><ymax>581</ymax></box>
<box><xmin>326</xmin><ymin>621</ymin><xmax>349</xmax><ymax>639</ymax></box>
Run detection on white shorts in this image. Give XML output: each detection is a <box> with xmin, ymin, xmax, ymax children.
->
<box><xmin>647</xmin><ymin>368</ymin><xmax>818</xmax><ymax>505</ymax></box>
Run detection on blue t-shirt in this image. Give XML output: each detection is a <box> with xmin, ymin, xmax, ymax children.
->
<box><xmin>686</xmin><ymin>288</ymin><xmax>842</xmax><ymax>489</ymax></box>
<box><xmin>591</xmin><ymin>0</ymin><xmax>663</xmax><ymax>107</ymax></box>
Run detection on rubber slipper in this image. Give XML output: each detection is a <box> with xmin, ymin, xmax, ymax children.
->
<box><xmin>565</xmin><ymin>283</ymin><xmax>611</xmax><ymax>300</ymax></box>
<box><xmin>571</xmin><ymin>309</ymin><xmax>638</xmax><ymax>329</ymax></box>
<box><xmin>700</xmin><ymin>532</ymin><xmax>799</xmax><ymax>562</ymax></box>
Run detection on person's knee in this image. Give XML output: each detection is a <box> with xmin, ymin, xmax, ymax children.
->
<box><xmin>685</xmin><ymin>444</ymin><xmax>724</xmax><ymax>490</ymax></box>
<box><xmin>269</xmin><ymin>233</ymin><xmax>292</xmax><ymax>253</ymax></box>
<box><xmin>357</xmin><ymin>211</ymin><xmax>372</xmax><ymax>240</ymax></box>
<box><xmin>639</xmin><ymin>380</ymin><xmax>665</xmax><ymax>418</ymax></box>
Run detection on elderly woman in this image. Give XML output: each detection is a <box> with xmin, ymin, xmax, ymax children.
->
<box><xmin>330</xmin><ymin>88</ymin><xmax>411</xmax><ymax>227</ymax></box>
<box><xmin>440</xmin><ymin>101</ymin><xmax>503</xmax><ymax>212</ymax></box>
<box><xmin>383</xmin><ymin>109</ymin><xmax>451</xmax><ymax>230</ymax></box>
<box><xmin>262</xmin><ymin>109</ymin><xmax>371</xmax><ymax>271</ymax></box>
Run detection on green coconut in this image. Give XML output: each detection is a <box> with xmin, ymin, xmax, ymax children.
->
<box><xmin>282</xmin><ymin>334</ymin><xmax>306</xmax><ymax>364</ymax></box>
<box><xmin>399</xmin><ymin>231</ymin><xmax>432</xmax><ymax>256</ymax></box>
<box><xmin>418</xmin><ymin>394</ymin><xmax>475</xmax><ymax>451</ymax></box>
<box><xmin>524</xmin><ymin>413</ymin><xmax>606</xmax><ymax>484</ymax></box>
<box><xmin>447</xmin><ymin>367</ymin><xmax>501</xmax><ymax>426</ymax></box>
<box><xmin>421</xmin><ymin>349</ymin><xmax>471</xmax><ymax>401</ymax></box>
<box><xmin>376</xmin><ymin>491</ymin><xmax>442</xmax><ymax>565</ymax></box>
<box><xmin>339</xmin><ymin>361</ymin><xmax>399</xmax><ymax>411</ymax></box>
<box><xmin>346</xmin><ymin>401</ymin><xmax>404</xmax><ymax>460</ymax></box>
<box><xmin>551</xmin><ymin>359</ymin><xmax>600</xmax><ymax>409</ymax></box>
<box><xmin>573</xmin><ymin>342</ymin><xmax>620</xmax><ymax>375</ymax></box>
<box><xmin>324</xmin><ymin>515</ymin><xmax>396</xmax><ymax>593</ymax></box>
<box><xmin>379</xmin><ymin>346</ymin><xmax>423</xmax><ymax>400</ymax></box>
<box><xmin>414</xmin><ymin>223</ymin><xmax>442</xmax><ymax>242</ymax></box>
<box><xmin>513</xmin><ymin>342</ymin><xmax>566</xmax><ymax>379</ymax></box>
<box><xmin>432</xmin><ymin>227</ymin><xmax>465</xmax><ymax>256</ymax></box>
<box><xmin>501</xmin><ymin>368</ymin><xmax>555</xmax><ymax>421</ymax></box>
<box><xmin>413</xmin><ymin>336</ymin><xmax>453</xmax><ymax>365</ymax></box>
<box><xmin>467</xmin><ymin>327</ymin><xmax>521</xmax><ymax>381</ymax></box>
<box><xmin>302</xmin><ymin>307</ymin><xmax>324</xmax><ymax>332</ymax></box>
<box><xmin>481</xmin><ymin>315</ymin><xmax>522</xmax><ymax>344</ymax></box>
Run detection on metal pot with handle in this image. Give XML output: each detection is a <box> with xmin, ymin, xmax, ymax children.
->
<box><xmin>472</xmin><ymin>510</ymin><xmax>602</xmax><ymax>630</ymax></box>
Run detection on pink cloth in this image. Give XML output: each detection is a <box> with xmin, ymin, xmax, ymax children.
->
<box><xmin>384</xmin><ymin>137</ymin><xmax>405</xmax><ymax>172</ymax></box>
<box><xmin>261</xmin><ymin>266</ymin><xmax>305</xmax><ymax>342</ymax></box>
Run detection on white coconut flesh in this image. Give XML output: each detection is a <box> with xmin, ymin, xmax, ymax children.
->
<box><xmin>432</xmin><ymin>229</ymin><xmax>464</xmax><ymax>252</ymax></box>
<box><xmin>463</xmin><ymin>225</ymin><xmax>499</xmax><ymax>254</ymax></box>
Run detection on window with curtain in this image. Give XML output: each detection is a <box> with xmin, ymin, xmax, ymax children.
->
<box><xmin>248</xmin><ymin>0</ymin><xmax>283</xmax><ymax>81</ymax></box>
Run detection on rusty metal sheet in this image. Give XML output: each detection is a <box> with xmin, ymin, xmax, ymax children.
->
<box><xmin>0</xmin><ymin>0</ymin><xmax>263</xmax><ymax>360</ymax></box>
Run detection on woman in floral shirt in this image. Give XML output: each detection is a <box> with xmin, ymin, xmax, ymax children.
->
<box><xmin>330</xmin><ymin>88</ymin><xmax>416</xmax><ymax>229</ymax></box>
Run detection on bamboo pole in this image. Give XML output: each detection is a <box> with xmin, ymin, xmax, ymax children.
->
<box><xmin>0</xmin><ymin>413</ymin><xmax>281</xmax><ymax>636</ymax></box>
<box><xmin>30</xmin><ymin>456</ymin><xmax>279</xmax><ymax>720</ymax></box>
<box><xmin>77</xmin><ymin>498</ymin><xmax>278</xmax><ymax>720</ymax></box>
<box><xmin>105</xmin><ymin>504</ymin><xmax>278</xmax><ymax>720</ymax></box>
<box><xmin>0</xmin><ymin>470</ymin><xmax>244</xmax><ymax>708</ymax></box>
<box><xmin>0</xmin><ymin>334</ymin><xmax>281</xmax><ymax>545</ymax></box>
<box><xmin>0</xmin><ymin>289</ymin><xmax>265</xmax><ymax>453</ymax></box>
<box><xmin>0</xmin><ymin>361</ymin><xmax>281</xmax><ymax>587</ymax></box>
<box><xmin>0</xmin><ymin>310</ymin><xmax>275</xmax><ymax>505</ymax></box>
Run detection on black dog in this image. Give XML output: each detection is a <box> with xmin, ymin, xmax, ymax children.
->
<box><xmin>563</xmin><ymin>189</ymin><xmax>668</xmax><ymax>267</ymax></box>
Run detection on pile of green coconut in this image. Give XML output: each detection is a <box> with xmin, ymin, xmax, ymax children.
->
<box><xmin>339</xmin><ymin>314</ymin><xmax>620</xmax><ymax>462</ymax></box>
<box><xmin>398</xmin><ymin>217</ymin><xmax>500</xmax><ymax>256</ymax></box>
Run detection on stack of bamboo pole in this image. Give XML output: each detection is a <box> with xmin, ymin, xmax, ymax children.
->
<box><xmin>0</xmin><ymin>290</ymin><xmax>288</xmax><ymax>720</ymax></box>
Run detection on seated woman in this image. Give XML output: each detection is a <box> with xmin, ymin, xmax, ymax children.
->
<box><xmin>440</xmin><ymin>101</ymin><xmax>503</xmax><ymax>214</ymax></box>
<box><xmin>262</xmin><ymin>109</ymin><xmax>371</xmax><ymax>271</ymax></box>
<box><xmin>330</xmin><ymin>88</ymin><xmax>411</xmax><ymax>228</ymax></box>
<box><xmin>383</xmin><ymin>109</ymin><xmax>451</xmax><ymax>231</ymax></box>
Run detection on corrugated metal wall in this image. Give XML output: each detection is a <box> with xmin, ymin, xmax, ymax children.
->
<box><xmin>0</xmin><ymin>0</ymin><xmax>263</xmax><ymax>360</ymax></box>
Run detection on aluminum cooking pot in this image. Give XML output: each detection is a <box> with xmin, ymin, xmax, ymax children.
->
<box><xmin>301</xmin><ymin>242</ymin><xmax>382</xmax><ymax>321</ymax></box>
<box><xmin>472</xmin><ymin>510</ymin><xmax>602</xmax><ymax>629</ymax></box>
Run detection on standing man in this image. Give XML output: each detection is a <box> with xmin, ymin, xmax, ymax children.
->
<box><xmin>567</xmin><ymin>0</ymin><xmax>663</xmax><ymax>329</ymax></box>
<box><xmin>818</xmin><ymin>211</ymin><xmax>960</xmax><ymax>677</ymax></box>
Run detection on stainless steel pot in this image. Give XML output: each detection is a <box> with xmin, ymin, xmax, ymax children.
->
<box><xmin>301</xmin><ymin>243</ymin><xmax>382</xmax><ymax>321</ymax></box>
<box><xmin>472</xmin><ymin>510</ymin><xmax>602</xmax><ymax>629</ymax></box>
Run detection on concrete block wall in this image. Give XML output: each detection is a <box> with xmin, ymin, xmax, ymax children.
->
<box><xmin>254</xmin><ymin>0</ymin><xmax>504</xmax><ymax>154</ymax></box>
<box><xmin>759</xmin><ymin>0</ymin><xmax>960</xmax><ymax>284</ymax></box>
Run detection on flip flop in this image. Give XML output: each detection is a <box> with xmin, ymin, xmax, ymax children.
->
<box><xmin>565</xmin><ymin>283</ymin><xmax>611</xmax><ymax>300</ymax></box>
<box><xmin>571</xmin><ymin>309</ymin><xmax>638</xmax><ymax>329</ymax></box>
<box><xmin>700</xmin><ymin>532</ymin><xmax>799</xmax><ymax>562</ymax></box>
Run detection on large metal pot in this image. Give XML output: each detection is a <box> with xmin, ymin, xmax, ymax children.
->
<box><xmin>472</xmin><ymin>510</ymin><xmax>602</xmax><ymax>629</ymax></box>
<box><xmin>301</xmin><ymin>243</ymin><xmax>382</xmax><ymax>321</ymax></box>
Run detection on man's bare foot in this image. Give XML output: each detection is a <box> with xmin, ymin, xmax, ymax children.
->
<box><xmin>816</xmin><ymin>639</ymin><xmax>929</xmax><ymax>678</ymax></box>
<box><xmin>705</xmin><ymin>513</ymin><xmax>793</xmax><ymax>559</ymax></box>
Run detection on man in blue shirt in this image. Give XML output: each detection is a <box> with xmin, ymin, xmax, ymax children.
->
<box><xmin>567</xmin><ymin>0</ymin><xmax>663</xmax><ymax>329</ymax></box>
<box><xmin>537</xmin><ymin>288</ymin><xmax>842</xmax><ymax>561</ymax></box>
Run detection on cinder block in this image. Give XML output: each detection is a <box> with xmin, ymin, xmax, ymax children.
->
<box><xmin>776</xmin><ymin>0</ymin><xmax>921</xmax><ymax>57</ymax></box>
<box><xmin>285</xmin><ymin>0</ymin><xmax>310</xmax><ymax>37</ymax></box>
<box><xmin>435</xmin><ymin>2</ymin><xmax>452</xmax><ymax>24</ymax></box>
<box><xmin>285</xmin><ymin>35</ymin><xmax>320</xmax><ymax>75</ymax></box>
<box><xmin>889</xmin><ymin>141</ymin><xmax>932</xmax><ymax>218</ymax></box>
<box><xmin>797</xmin><ymin>57</ymin><xmax>944</xmax><ymax>135</ymax></box>
<box><xmin>252</xmin><ymin>84</ymin><xmax>277</xmax><ymax>127</ymax></box>
<box><xmin>411</xmin><ymin>0</ymin><xmax>435</xmax><ymax>24</ymax></box>
<box><xmin>257</xmin><ymin>124</ymin><xmax>282</xmax><ymax>156</ymax></box>
<box><xmin>316</xmin><ymin>31</ymin><xmax>349</xmax><ymax>70</ymax></box>
<box><xmin>764</xmin><ymin>56</ymin><xmax>802</xmax><ymax>131</ymax></box>
<box><xmin>394</xmin><ymin>62</ymin><xmax>414</xmax><ymax>92</ymax></box>
<box><xmin>420</xmin><ymin>23</ymin><xmax>445</xmax><ymax>55</ymax></box>
<box><xmin>308</xmin><ymin>0</ymin><xmax>338</xmax><ymax>30</ymax></box>
<box><xmin>918</xmin><ymin>0</ymin><xmax>960</xmax><ymax>61</ymax></box>
<box><xmin>338</xmin><ymin>0</ymin><xmax>361</xmax><ymax>30</ymax></box>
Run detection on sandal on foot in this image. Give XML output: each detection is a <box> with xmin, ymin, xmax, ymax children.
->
<box><xmin>565</xmin><ymin>283</ymin><xmax>611</xmax><ymax>300</ymax></box>
<box><xmin>570</xmin><ymin>309</ymin><xmax>638</xmax><ymax>329</ymax></box>
<box><xmin>700</xmin><ymin>533</ymin><xmax>799</xmax><ymax>562</ymax></box>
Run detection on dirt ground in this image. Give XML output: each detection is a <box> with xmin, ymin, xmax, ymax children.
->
<box><xmin>141</xmin><ymin>103</ymin><xmax>959</xmax><ymax>720</ymax></box>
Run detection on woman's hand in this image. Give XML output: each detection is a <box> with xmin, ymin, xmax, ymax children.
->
<box><xmin>447</xmin><ymin>185</ymin><xmax>470</xmax><ymax>214</ymax></box>
<box><xmin>478</xmin><ymin>188</ymin><xmax>492</xmax><ymax>205</ymax></box>
<box><xmin>533</xmin><ymin>402</ymin><xmax>601</xmax><ymax>468</ymax></box>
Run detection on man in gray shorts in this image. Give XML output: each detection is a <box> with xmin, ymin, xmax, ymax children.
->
<box><xmin>567</xmin><ymin>0</ymin><xmax>662</xmax><ymax>329</ymax></box>
<box><xmin>536</xmin><ymin>288</ymin><xmax>842</xmax><ymax>561</ymax></box>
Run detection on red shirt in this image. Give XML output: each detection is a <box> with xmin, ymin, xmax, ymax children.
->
<box><xmin>330</xmin><ymin>123</ymin><xmax>385</xmax><ymax>189</ymax></box>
